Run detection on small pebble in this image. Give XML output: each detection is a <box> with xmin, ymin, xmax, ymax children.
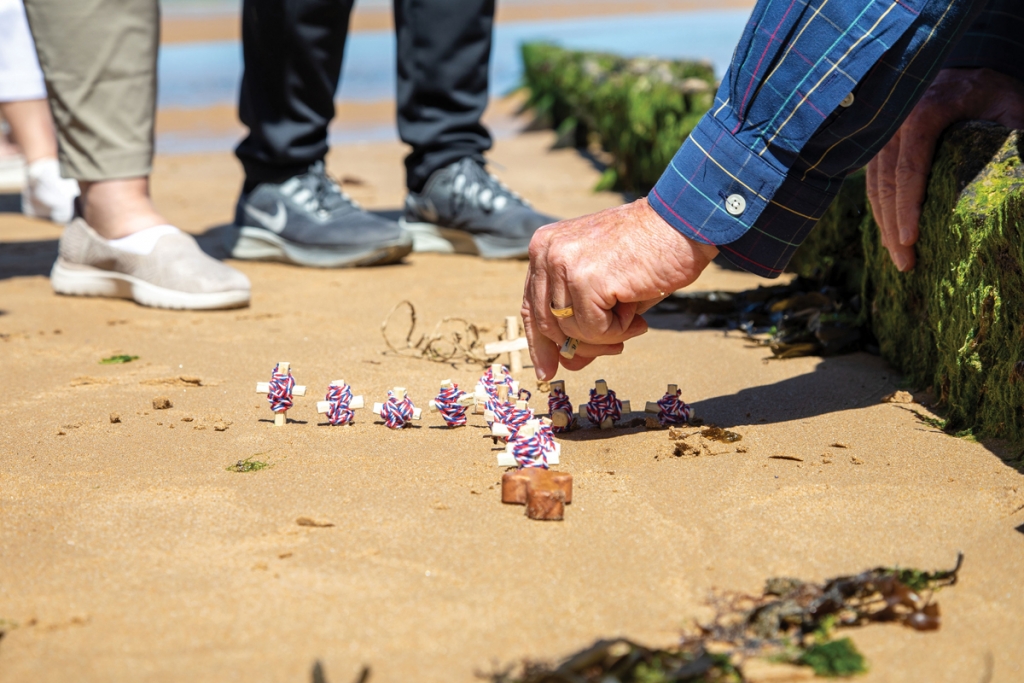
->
<box><xmin>109</xmin><ymin>413</ymin><xmax>121</xmax><ymax>424</ymax></box>
<box><xmin>152</xmin><ymin>397</ymin><xmax>172</xmax><ymax>410</ymax></box>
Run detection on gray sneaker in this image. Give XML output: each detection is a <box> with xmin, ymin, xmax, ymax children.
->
<box><xmin>51</xmin><ymin>219</ymin><xmax>251</xmax><ymax>310</ymax></box>
<box><xmin>401</xmin><ymin>157</ymin><xmax>557</xmax><ymax>259</ymax></box>
<box><xmin>230</xmin><ymin>161</ymin><xmax>412</xmax><ymax>267</ymax></box>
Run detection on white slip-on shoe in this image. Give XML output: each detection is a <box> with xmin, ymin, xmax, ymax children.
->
<box><xmin>21</xmin><ymin>158</ymin><xmax>79</xmax><ymax>223</ymax></box>
<box><xmin>51</xmin><ymin>218</ymin><xmax>251</xmax><ymax>310</ymax></box>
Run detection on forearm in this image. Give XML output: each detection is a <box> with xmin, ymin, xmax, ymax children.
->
<box><xmin>650</xmin><ymin>0</ymin><xmax>988</xmax><ymax>278</ymax></box>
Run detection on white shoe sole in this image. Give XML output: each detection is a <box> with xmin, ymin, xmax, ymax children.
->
<box><xmin>51</xmin><ymin>260</ymin><xmax>250</xmax><ymax>310</ymax></box>
<box><xmin>230</xmin><ymin>226</ymin><xmax>413</xmax><ymax>268</ymax></box>
<box><xmin>399</xmin><ymin>219</ymin><xmax>529</xmax><ymax>259</ymax></box>
<box><xmin>400</xmin><ymin>220</ymin><xmax>457</xmax><ymax>254</ymax></box>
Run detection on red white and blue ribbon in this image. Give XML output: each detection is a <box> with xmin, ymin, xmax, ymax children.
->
<box><xmin>267</xmin><ymin>364</ymin><xmax>296</xmax><ymax>413</ymax></box>
<box><xmin>585</xmin><ymin>387</ymin><xmax>623</xmax><ymax>425</ymax></box>
<box><xmin>479</xmin><ymin>365</ymin><xmax>514</xmax><ymax>396</ymax></box>
<box><xmin>655</xmin><ymin>388</ymin><xmax>692</xmax><ymax>425</ymax></box>
<box><xmin>548</xmin><ymin>386</ymin><xmax>575</xmax><ymax>433</ymax></box>
<box><xmin>503</xmin><ymin>405</ymin><xmax>535</xmax><ymax>440</ymax></box>
<box><xmin>487</xmin><ymin>398</ymin><xmax>514</xmax><ymax>426</ymax></box>
<box><xmin>380</xmin><ymin>390</ymin><xmax>416</xmax><ymax>429</ymax></box>
<box><xmin>510</xmin><ymin>423</ymin><xmax>557</xmax><ymax>469</ymax></box>
<box><xmin>324</xmin><ymin>382</ymin><xmax>356</xmax><ymax>426</ymax></box>
<box><xmin>434</xmin><ymin>383</ymin><xmax>468</xmax><ymax>427</ymax></box>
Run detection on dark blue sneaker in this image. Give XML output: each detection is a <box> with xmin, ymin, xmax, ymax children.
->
<box><xmin>230</xmin><ymin>161</ymin><xmax>412</xmax><ymax>267</ymax></box>
<box><xmin>400</xmin><ymin>158</ymin><xmax>557</xmax><ymax>259</ymax></box>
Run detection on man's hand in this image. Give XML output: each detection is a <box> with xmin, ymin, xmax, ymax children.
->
<box><xmin>867</xmin><ymin>68</ymin><xmax>1024</xmax><ymax>272</ymax></box>
<box><xmin>522</xmin><ymin>197</ymin><xmax>718</xmax><ymax>381</ymax></box>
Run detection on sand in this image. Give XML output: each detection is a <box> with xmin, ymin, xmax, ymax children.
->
<box><xmin>160</xmin><ymin>0</ymin><xmax>758</xmax><ymax>44</ymax></box>
<box><xmin>2</xmin><ymin>98</ymin><xmax>1024</xmax><ymax>682</ymax></box>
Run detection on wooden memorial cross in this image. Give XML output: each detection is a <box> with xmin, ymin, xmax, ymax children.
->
<box><xmin>256</xmin><ymin>361</ymin><xmax>306</xmax><ymax>426</ymax></box>
<box><xmin>645</xmin><ymin>384</ymin><xmax>679</xmax><ymax>416</ymax></box>
<box><xmin>579</xmin><ymin>379</ymin><xmax>631</xmax><ymax>429</ymax></box>
<box><xmin>484</xmin><ymin>316</ymin><xmax>528</xmax><ymax>375</ymax></box>
<box><xmin>490</xmin><ymin>399</ymin><xmax>531</xmax><ymax>439</ymax></box>
<box><xmin>428</xmin><ymin>379</ymin><xmax>476</xmax><ymax>412</ymax></box>
<box><xmin>372</xmin><ymin>387</ymin><xmax>423</xmax><ymax>423</ymax></box>
<box><xmin>497</xmin><ymin>419</ymin><xmax>560</xmax><ymax>466</ymax></box>
<box><xmin>473</xmin><ymin>363</ymin><xmax>520</xmax><ymax>415</ymax></box>
<box><xmin>548</xmin><ymin>380</ymin><xmax>573</xmax><ymax>430</ymax></box>
<box><xmin>316</xmin><ymin>380</ymin><xmax>365</xmax><ymax>426</ymax></box>
<box><xmin>501</xmin><ymin>467</ymin><xmax>573</xmax><ymax>521</ymax></box>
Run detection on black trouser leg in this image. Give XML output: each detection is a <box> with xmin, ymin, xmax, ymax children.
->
<box><xmin>235</xmin><ymin>0</ymin><xmax>355</xmax><ymax>188</ymax></box>
<box><xmin>394</xmin><ymin>0</ymin><xmax>495</xmax><ymax>192</ymax></box>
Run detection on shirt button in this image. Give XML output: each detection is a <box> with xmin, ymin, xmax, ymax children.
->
<box><xmin>840</xmin><ymin>93</ymin><xmax>855</xmax><ymax>108</ymax></box>
<box><xmin>725</xmin><ymin>193</ymin><xmax>746</xmax><ymax>216</ymax></box>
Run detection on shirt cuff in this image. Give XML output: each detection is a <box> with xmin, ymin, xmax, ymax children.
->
<box><xmin>648</xmin><ymin>113</ymin><xmax>786</xmax><ymax>247</ymax></box>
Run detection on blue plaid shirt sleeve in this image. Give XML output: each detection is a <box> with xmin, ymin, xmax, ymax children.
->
<box><xmin>649</xmin><ymin>0</ymin><xmax>994</xmax><ymax>278</ymax></box>
<box><xmin>944</xmin><ymin>0</ymin><xmax>1024</xmax><ymax>83</ymax></box>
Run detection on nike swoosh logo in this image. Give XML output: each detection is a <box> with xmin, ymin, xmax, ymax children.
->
<box><xmin>244</xmin><ymin>200</ymin><xmax>287</xmax><ymax>234</ymax></box>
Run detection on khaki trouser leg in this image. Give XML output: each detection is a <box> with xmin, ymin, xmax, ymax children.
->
<box><xmin>22</xmin><ymin>0</ymin><xmax>158</xmax><ymax>181</ymax></box>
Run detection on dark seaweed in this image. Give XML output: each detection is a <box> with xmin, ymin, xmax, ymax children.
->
<box><xmin>485</xmin><ymin>555</ymin><xmax>962</xmax><ymax>683</ymax></box>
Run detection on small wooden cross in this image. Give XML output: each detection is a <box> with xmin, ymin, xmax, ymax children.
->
<box><xmin>428</xmin><ymin>379</ymin><xmax>476</xmax><ymax>413</ymax></box>
<box><xmin>548</xmin><ymin>379</ymin><xmax>573</xmax><ymax>430</ymax></box>
<box><xmin>484</xmin><ymin>316</ymin><xmax>528</xmax><ymax>375</ymax></box>
<box><xmin>372</xmin><ymin>387</ymin><xmax>423</xmax><ymax>422</ymax></box>
<box><xmin>645</xmin><ymin>383</ymin><xmax>678</xmax><ymax>414</ymax></box>
<box><xmin>315</xmin><ymin>380</ymin><xmax>365</xmax><ymax>426</ymax></box>
<box><xmin>497</xmin><ymin>419</ymin><xmax>560</xmax><ymax>466</ymax></box>
<box><xmin>578</xmin><ymin>379</ymin><xmax>631</xmax><ymax>429</ymax></box>
<box><xmin>256</xmin><ymin>361</ymin><xmax>306</xmax><ymax>426</ymax></box>
<box><xmin>473</xmin><ymin>364</ymin><xmax>520</xmax><ymax>414</ymax></box>
<box><xmin>502</xmin><ymin>467</ymin><xmax>573</xmax><ymax>521</ymax></box>
<box><xmin>489</xmin><ymin>399</ymin><xmax>531</xmax><ymax>438</ymax></box>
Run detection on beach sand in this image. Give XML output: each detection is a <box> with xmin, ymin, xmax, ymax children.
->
<box><xmin>2</xmin><ymin>106</ymin><xmax>1023</xmax><ymax>682</ymax></box>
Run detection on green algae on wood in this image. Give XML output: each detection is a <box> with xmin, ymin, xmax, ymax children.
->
<box><xmin>864</xmin><ymin>122</ymin><xmax>1024</xmax><ymax>444</ymax></box>
<box><xmin>520</xmin><ymin>43</ymin><xmax>716</xmax><ymax>193</ymax></box>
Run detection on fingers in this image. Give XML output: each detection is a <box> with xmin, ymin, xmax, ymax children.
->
<box><xmin>872</xmin><ymin>132</ymin><xmax>913</xmax><ymax>272</ymax></box>
<box><xmin>522</xmin><ymin>262</ymin><xmax>561</xmax><ymax>382</ymax></box>
<box><xmin>866</xmin><ymin>159</ymin><xmax>881</xmax><ymax>239</ymax></box>
<box><xmin>557</xmin><ymin>341</ymin><xmax>624</xmax><ymax>374</ymax></box>
<box><xmin>894</xmin><ymin>107</ymin><xmax>947</xmax><ymax>259</ymax></box>
<box><xmin>553</xmin><ymin>302</ymin><xmax>649</xmax><ymax>346</ymax></box>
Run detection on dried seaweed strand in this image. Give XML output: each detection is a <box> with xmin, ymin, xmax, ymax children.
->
<box><xmin>381</xmin><ymin>300</ymin><xmax>500</xmax><ymax>367</ymax></box>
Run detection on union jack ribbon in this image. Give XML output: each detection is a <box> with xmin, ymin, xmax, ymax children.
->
<box><xmin>325</xmin><ymin>382</ymin><xmax>356</xmax><ymax>426</ymax></box>
<box><xmin>510</xmin><ymin>424</ymin><xmax>557</xmax><ymax>469</ymax></box>
<box><xmin>267</xmin><ymin>364</ymin><xmax>296</xmax><ymax>413</ymax></box>
<box><xmin>585</xmin><ymin>387</ymin><xmax>622</xmax><ymax>425</ymax></box>
<box><xmin>548</xmin><ymin>386</ymin><xmax>575</xmax><ymax>433</ymax></box>
<box><xmin>434</xmin><ymin>383</ymin><xmax>468</xmax><ymax>427</ymax></box>
<box><xmin>656</xmin><ymin>389</ymin><xmax>692</xmax><ymax>425</ymax></box>
<box><xmin>380</xmin><ymin>390</ymin><xmax>416</xmax><ymax>429</ymax></box>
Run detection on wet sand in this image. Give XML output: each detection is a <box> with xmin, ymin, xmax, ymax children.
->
<box><xmin>1</xmin><ymin>102</ymin><xmax>1023</xmax><ymax>682</ymax></box>
<box><xmin>160</xmin><ymin>0</ymin><xmax>757</xmax><ymax>44</ymax></box>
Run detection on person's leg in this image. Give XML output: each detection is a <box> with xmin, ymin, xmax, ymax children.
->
<box><xmin>394</xmin><ymin>0</ymin><xmax>494</xmax><ymax>193</ymax></box>
<box><xmin>395</xmin><ymin>0</ymin><xmax>557</xmax><ymax>259</ymax></box>
<box><xmin>0</xmin><ymin>100</ymin><xmax>57</xmax><ymax>163</ymax></box>
<box><xmin>1</xmin><ymin>99</ymin><xmax>79</xmax><ymax>223</ymax></box>
<box><xmin>23</xmin><ymin>0</ymin><xmax>162</xmax><ymax>238</ymax></box>
<box><xmin>229</xmin><ymin>0</ymin><xmax>412</xmax><ymax>268</ymax></box>
<box><xmin>22</xmin><ymin>0</ymin><xmax>250</xmax><ymax>309</ymax></box>
<box><xmin>235</xmin><ymin>0</ymin><xmax>355</xmax><ymax>187</ymax></box>
<box><xmin>0</xmin><ymin>0</ymin><xmax>77</xmax><ymax>221</ymax></box>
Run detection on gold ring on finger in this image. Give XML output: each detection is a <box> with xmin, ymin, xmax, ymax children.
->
<box><xmin>550</xmin><ymin>304</ymin><xmax>575</xmax><ymax>319</ymax></box>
